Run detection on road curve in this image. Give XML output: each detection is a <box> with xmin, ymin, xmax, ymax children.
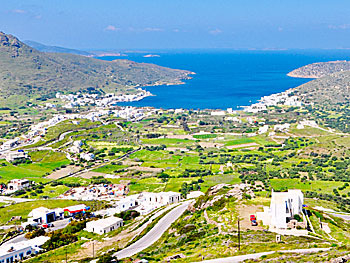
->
<box><xmin>115</xmin><ymin>201</ymin><xmax>190</xmax><ymax>259</ymax></box>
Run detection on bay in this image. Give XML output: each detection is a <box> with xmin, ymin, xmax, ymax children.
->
<box><xmin>99</xmin><ymin>49</ymin><xmax>350</xmax><ymax>109</ymax></box>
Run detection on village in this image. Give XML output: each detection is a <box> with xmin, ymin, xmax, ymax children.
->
<box><xmin>56</xmin><ymin>89</ymin><xmax>152</xmax><ymax>109</ymax></box>
<box><xmin>0</xmin><ymin>88</ymin><xmax>349</xmax><ymax>262</ymax></box>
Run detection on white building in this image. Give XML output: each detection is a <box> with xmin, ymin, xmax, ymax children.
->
<box><xmin>69</xmin><ymin>146</ymin><xmax>82</xmax><ymax>154</ymax></box>
<box><xmin>274</xmin><ymin>123</ymin><xmax>291</xmax><ymax>132</ymax></box>
<box><xmin>5</xmin><ymin>151</ymin><xmax>28</xmax><ymax>163</ymax></box>
<box><xmin>141</xmin><ymin>192</ymin><xmax>181</xmax><ymax>206</ymax></box>
<box><xmin>258</xmin><ymin>125</ymin><xmax>269</xmax><ymax>134</ymax></box>
<box><xmin>211</xmin><ymin>111</ymin><xmax>226</xmax><ymax>116</ymax></box>
<box><xmin>6</xmin><ymin>179</ymin><xmax>31</xmax><ymax>194</ymax></box>
<box><xmin>85</xmin><ymin>216</ymin><xmax>123</xmax><ymax>235</ymax></box>
<box><xmin>0</xmin><ymin>236</ymin><xmax>49</xmax><ymax>263</ymax></box>
<box><xmin>80</xmin><ymin>153</ymin><xmax>95</xmax><ymax>161</ymax></box>
<box><xmin>257</xmin><ymin>189</ymin><xmax>304</xmax><ymax>230</ymax></box>
<box><xmin>27</xmin><ymin>207</ymin><xmax>64</xmax><ymax>225</ymax></box>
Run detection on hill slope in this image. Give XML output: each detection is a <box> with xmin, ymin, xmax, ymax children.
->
<box><xmin>23</xmin><ymin>40</ymin><xmax>93</xmax><ymax>56</ymax></box>
<box><xmin>294</xmin><ymin>70</ymin><xmax>350</xmax><ymax>105</ymax></box>
<box><xmin>288</xmin><ymin>60</ymin><xmax>350</xmax><ymax>78</ymax></box>
<box><xmin>0</xmin><ymin>32</ymin><xmax>192</xmax><ymax>107</ymax></box>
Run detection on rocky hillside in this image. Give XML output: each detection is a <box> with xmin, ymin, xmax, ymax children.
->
<box><xmin>294</xmin><ymin>70</ymin><xmax>350</xmax><ymax>105</ymax></box>
<box><xmin>288</xmin><ymin>60</ymin><xmax>350</xmax><ymax>78</ymax></box>
<box><xmin>0</xmin><ymin>32</ymin><xmax>192</xmax><ymax>107</ymax></box>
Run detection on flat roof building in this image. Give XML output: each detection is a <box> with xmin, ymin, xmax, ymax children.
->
<box><xmin>85</xmin><ymin>216</ymin><xmax>123</xmax><ymax>235</ymax></box>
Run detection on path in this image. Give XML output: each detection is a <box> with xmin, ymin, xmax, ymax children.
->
<box><xmin>195</xmin><ymin>247</ymin><xmax>331</xmax><ymax>263</ymax></box>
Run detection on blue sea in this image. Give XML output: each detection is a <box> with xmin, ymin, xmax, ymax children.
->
<box><xmin>99</xmin><ymin>49</ymin><xmax>350</xmax><ymax>109</ymax></box>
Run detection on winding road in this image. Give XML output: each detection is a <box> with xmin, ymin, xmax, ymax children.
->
<box><xmin>114</xmin><ymin>201</ymin><xmax>190</xmax><ymax>259</ymax></box>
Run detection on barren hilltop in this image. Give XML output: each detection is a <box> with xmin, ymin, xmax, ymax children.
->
<box><xmin>287</xmin><ymin>60</ymin><xmax>350</xmax><ymax>78</ymax></box>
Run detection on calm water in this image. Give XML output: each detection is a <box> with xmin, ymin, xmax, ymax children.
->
<box><xmin>99</xmin><ymin>50</ymin><xmax>350</xmax><ymax>109</ymax></box>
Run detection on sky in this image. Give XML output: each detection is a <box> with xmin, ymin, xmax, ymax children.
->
<box><xmin>1</xmin><ymin>0</ymin><xmax>350</xmax><ymax>50</ymax></box>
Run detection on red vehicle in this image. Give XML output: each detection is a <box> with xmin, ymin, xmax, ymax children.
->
<box><xmin>42</xmin><ymin>224</ymin><xmax>48</xmax><ymax>229</ymax></box>
<box><xmin>250</xmin><ymin>215</ymin><xmax>258</xmax><ymax>226</ymax></box>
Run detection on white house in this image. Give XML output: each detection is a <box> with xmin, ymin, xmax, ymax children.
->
<box><xmin>80</xmin><ymin>153</ymin><xmax>95</xmax><ymax>161</ymax></box>
<box><xmin>5</xmin><ymin>151</ymin><xmax>28</xmax><ymax>163</ymax></box>
<box><xmin>257</xmin><ymin>189</ymin><xmax>304</xmax><ymax>230</ymax></box>
<box><xmin>6</xmin><ymin>179</ymin><xmax>31</xmax><ymax>194</ymax></box>
<box><xmin>258</xmin><ymin>125</ymin><xmax>269</xmax><ymax>134</ymax></box>
<box><xmin>274</xmin><ymin>123</ymin><xmax>291</xmax><ymax>132</ymax></box>
<box><xmin>69</xmin><ymin>146</ymin><xmax>82</xmax><ymax>154</ymax></box>
<box><xmin>0</xmin><ymin>236</ymin><xmax>49</xmax><ymax>263</ymax></box>
<box><xmin>140</xmin><ymin>192</ymin><xmax>181</xmax><ymax>206</ymax></box>
<box><xmin>85</xmin><ymin>216</ymin><xmax>123</xmax><ymax>235</ymax></box>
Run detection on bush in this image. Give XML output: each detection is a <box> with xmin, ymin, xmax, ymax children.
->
<box><xmin>115</xmin><ymin>210</ymin><xmax>140</xmax><ymax>221</ymax></box>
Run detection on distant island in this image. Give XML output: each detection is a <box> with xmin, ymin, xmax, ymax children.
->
<box><xmin>287</xmin><ymin>60</ymin><xmax>350</xmax><ymax>78</ymax></box>
<box><xmin>143</xmin><ymin>54</ymin><xmax>160</xmax><ymax>58</ymax></box>
<box><xmin>24</xmin><ymin>40</ymin><xmax>93</xmax><ymax>56</ymax></box>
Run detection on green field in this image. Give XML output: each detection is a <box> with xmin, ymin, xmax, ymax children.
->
<box><xmin>270</xmin><ymin>179</ymin><xmax>344</xmax><ymax>194</ymax></box>
<box><xmin>141</xmin><ymin>138</ymin><xmax>195</xmax><ymax>147</ymax></box>
<box><xmin>0</xmin><ymin>200</ymin><xmax>92</xmax><ymax>225</ymax></box>
<box><xmin>0</xmin><ymin>151</ymin><xmax>70</xmax><ymax>181</ymax></box>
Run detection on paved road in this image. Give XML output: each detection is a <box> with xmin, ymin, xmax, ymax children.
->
<box><xmin>0</xmin><ymin>196</ymin><xmax>34</xmax><ymax>203</ymax></box>
<box><xmin>330</xmin><ymin>212</ymin><xmax>350</xmax><ymax>221</ymax></box>
<box><xmin>1</xmin><ymin>218</ymin><xmax>70</xmax><ymax>247</ymax></box>
<box><xmin>114</xmin><ymin>201</ymin><xmax>190</xmax><ymax>259</ymax></box>
<box><xmin>195</xmin><ymin>247</ymin><xmax>331</xmax><ymax>263</ymax></box>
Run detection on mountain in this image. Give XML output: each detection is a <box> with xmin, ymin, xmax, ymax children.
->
<box><xmin>0</xmin><ymin>32</ymin><xmax>192</xmax><ymax>107</ymax></box>
<box><xmin>288</xmin><ymin>60</ymin><xmax>350</xmax><ymax>78</ymax></box>
<box><xmin>23</xmin><ymin>40</ymin><xmax>92</xmax><ymax>56</ymax></box>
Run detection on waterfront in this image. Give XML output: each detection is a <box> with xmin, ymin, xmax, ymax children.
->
<box><xmin>100</xmin><ymin>49</ymin><xmax>350</xmax><ymax>109</ymax></box>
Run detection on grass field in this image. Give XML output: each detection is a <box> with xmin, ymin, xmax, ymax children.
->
<box><xmin>225</xmin><ymin>137</ymin><xmax>255</xmax><ymax>146</ymax></box>
<box><xmin>141</xmin><ymin>138</ymin><xmax>195</xmax><ymax>147</ymax></box>
<box><xmin>0</xmin><ymin>200</ymin><xmax>92</xmax><ymax>225</ymax></box>
<box><xmin>18</xmin><ymin>184</ymin><xmax>70</xmax><ymax>199</ymax></box>
<box><xmin>129</xmin><ymin>177</ymin><xmax>165</xmax><ymax>194</ymax></box>
<box><xmin>193</xmin><ymin>134</ymin><xmax>217</xmax><ymax>139</ymax></box>
<box><xmin>0</xmin><ymin>151</ymin><xmax>70</xmax><ymax>181</ymax></box>
<box><xmin>270</xmin><ymin>179</ymin><xmax>344</xmax><ymax>194</ymax></box>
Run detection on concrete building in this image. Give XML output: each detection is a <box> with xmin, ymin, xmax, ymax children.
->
<box><xmin>6</xmin><ymin>179</ymin><xmax>31</xmax><ymax>194</ymax></box>
<box><xmin>85</xmin><ymin>216</ymin><xmax>123</xmax><ymax>235</ymax></box>
<box><xmin>27</xmin><ymin>207</ymin><xmax>64</xmax><ymax>225</ymax></box>
<box><xmin>257</xmin><ymin>189</ymin><xmax>304</xmax><ymax>230</ymax></box>
<box><xmin>64</xmin><ymin>204</ymin><xmax>88</xmax><ymax>216</ymax></box>
<box><xmin>141</xmin><ymin>192</ymin><xmax>181</xmax><ymax>206</ymax></box>
<box><xmin>5</xmin><ymin>151</ymin><xmax>28</xmax><ymax>163</ymax></box>
<box><xmin>0</xmin><ymin>236</ymin><xmax>49</xmax><ymax>263</ymax></box>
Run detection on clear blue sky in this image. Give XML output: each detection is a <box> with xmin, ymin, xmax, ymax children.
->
<box><xmin>1</xmin><ymin>0</ymin><xmax>350</xmax><ymax>50</ymax></box>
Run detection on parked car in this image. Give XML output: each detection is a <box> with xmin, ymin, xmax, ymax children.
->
<box><xmin>251</xmin><ymin>219</ymin><xmax>258</xmax><ymax>226</ymax></box>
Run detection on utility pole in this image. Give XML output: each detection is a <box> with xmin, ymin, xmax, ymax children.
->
<box><xmin>238</xmin><ymin>218</ymin><xmax>241</xmax><ymax>251</ymax></box>
<box><xmin>93</xmin><ymin>242</ymin><xmax>95</xmax><ymax>258</ymax></box>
